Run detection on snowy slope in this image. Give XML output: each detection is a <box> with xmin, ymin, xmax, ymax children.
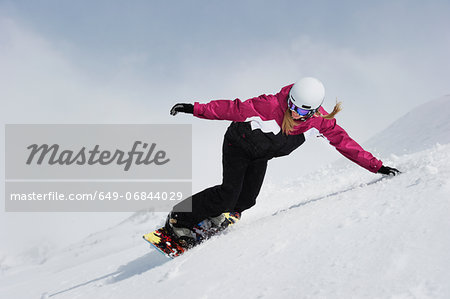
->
<box><xmin>1</xmin><ymin>97</ymin><xmax>450</xmax><ymax>299</ymax></box>
<box><xmin>364</xmin><ymin>95</ymin><xmax>450</xmax><ymax>155</ymax></box>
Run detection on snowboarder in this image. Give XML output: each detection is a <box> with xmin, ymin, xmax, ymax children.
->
<box><xmin>166</xmin><ymin>77</ymin><xmax>400</xmax><ymax>247</ymax></box>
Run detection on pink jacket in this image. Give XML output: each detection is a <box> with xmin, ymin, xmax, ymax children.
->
<box><xmin>193</xmin><ymin>84</ymin><xmax>383</xmax><ymax>173</ymax></box>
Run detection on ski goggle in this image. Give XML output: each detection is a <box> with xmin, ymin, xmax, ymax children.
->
<box><xmin>288</xmin><ymin>96</ymin><xmax>316</xmax><ymax>118</ymax></box>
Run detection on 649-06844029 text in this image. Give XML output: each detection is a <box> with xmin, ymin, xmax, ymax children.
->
<box><xmin>9</xmin><ymin>191</ymin><xmax>185</xmax><ymax>201</ymax></box>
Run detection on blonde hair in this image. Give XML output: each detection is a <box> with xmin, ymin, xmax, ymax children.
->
<box><xmin>282</xmin><ymin>101</ymin><xmax>343</xmax><ymax>135</ymax></box>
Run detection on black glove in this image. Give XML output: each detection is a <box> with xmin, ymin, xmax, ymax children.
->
<box><xmin>378</xmin><ymin>165</ymin><xmax>401</xmax><ymax>176</ymax></box>
<box><xmin>170</xmin><ymin>103</ymin><xmax>194</xmax><ymax>116</ymax></box>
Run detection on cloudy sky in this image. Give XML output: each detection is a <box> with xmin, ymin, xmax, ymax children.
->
<box><xmin>1</xmin><ymin>0</ymin><xmax>449</xmax><ymax>255</ymax></box>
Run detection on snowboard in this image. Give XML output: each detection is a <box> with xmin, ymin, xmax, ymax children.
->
<box><xmin>143</xmin><ymin>212</ymin><xmax>240</xmax><ymax>258</ymax></box>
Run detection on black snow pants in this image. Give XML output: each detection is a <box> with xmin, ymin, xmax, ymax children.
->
<box><xmin>171</xmin><ymin>121</ymin><xmax>305</xmax><ymax>228</ymax></box>
<box><xmin>171</xmin><ymin>132</ymin><xmax>268</xmax><ymax>228</ymax></box>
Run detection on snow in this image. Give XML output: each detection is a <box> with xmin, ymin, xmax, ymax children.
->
<box><xmin>364</xmin><ymin>95</ymin><xmax>450</xmax><ymax>155</ymax></box>
<box><xmin>1</xmin><ymin>96</ymin><xmax>450</xmax><ymax>298</ymax></box>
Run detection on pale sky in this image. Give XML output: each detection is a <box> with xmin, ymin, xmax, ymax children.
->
<box><xmin>1</xmin><ymin>0</ymin><xmax>449</xmax><ymax>254</ymax></box>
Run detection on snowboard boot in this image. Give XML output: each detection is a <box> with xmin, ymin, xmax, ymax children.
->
<box><xmin>227</xmin><ymin>211</ymin><xmax>241</xmax><ymax>224</ymax></box>
<box><xmin>208</xmin><ymin>213</ymin><xmax>231</xmax><ymax>231</ymax></box>
<box><xmin>210</xmin><ymin>212</ymin><xmax>242</xmax><ymax>226</ymax></box>
<box><xmin>165</xmin><ymin>213</ymin><xmax>196</xmax><ymax>249</ymax></box>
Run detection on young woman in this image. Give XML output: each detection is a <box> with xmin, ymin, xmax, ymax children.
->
<box><xmin>167</xmin><ymin>77</ymin><xmax>399</xmax><ymax>246</ymax></box>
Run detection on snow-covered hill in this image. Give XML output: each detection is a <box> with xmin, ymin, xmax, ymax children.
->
<box><xmin>364</xmin><ymin>95</ymin><xmax>450</xmax><ymax>155</ymax></box>
<box><xmin>1</xmin><ymin>96</ymin><xmax>450</xmax><ymax>299</ymax></box>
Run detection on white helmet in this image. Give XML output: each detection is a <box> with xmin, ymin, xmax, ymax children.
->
<box><xmin>288</xmin><ymin>77</ymin><xmax>325</xmax><ymax>112</ymax></box>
